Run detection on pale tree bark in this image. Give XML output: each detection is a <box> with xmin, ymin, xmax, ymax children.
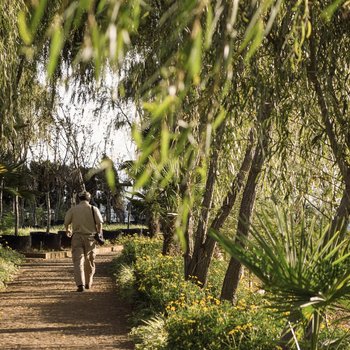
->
<box><xmin>0</xmin><ymin>177</ymin><xmax>3</xmax><ymax>219</ymax></box>
<box><xmin>46</xmin><ymin>191</ymin><xmax>51</xmax><ymax>234</ymax></box>
<box><xmin>184</xmin><ymin>123</ymin><xmax>226</xmax><ymax>277</ymax></box>
<box><xmin>220</xmin><ymin>100</ymin><xmax>272</xmax><ymax>302</ymax></box>
<box><xmin>14</xmin><ymin>193</ymin><xmax>19</xmax><ymax>236</ymax></box>
<box><xmin>20</xmin><ymin>197</ymin><xmax>25</xmax><ymax>227</ymax></box>
<box><xmin>32</xmin><ymin>197</ymin><xmax>38</xmax><ymax>226</ymax></box>
<box><xmin>182</xmin><ymin>178</ymin><xmax>195</xmax><ymax>278</ymax></box>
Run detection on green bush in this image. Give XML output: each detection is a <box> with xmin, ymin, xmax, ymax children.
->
<box><xmin>114</xmin><ymin>236</ymin><xmax>349</xmax><ymax>350</ymax></box>
<box><xmin>166</xmin><ymin>299</ymin><xmax>283</xmax><ymax>350</ymax></box>
<box><xmin>130</xmin><ymin>315</ymin><xmax>168</xmax><ymax>350</ymax></box>
<box><xmin>0</xmin><ymin>244</ymin><xmax>23</xmax><ymax>289</ymax></box>
<box><xmin>117</xmin><ymin>236</ymin><xmax>163</xmax><ymax>265</ymax></box>
<box><xmin>114</xmin><ymin>237</ymin><xmax>285</xmax><ymax>349</ymax></box>
<box><xmin>0</xmin><ymin>212</ymin><xmax>15</xmax><ymax>231</ymax></box>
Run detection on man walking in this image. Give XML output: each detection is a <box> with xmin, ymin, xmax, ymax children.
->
<box><xmin>64</xmin><ymin>191</ymin><xmax>104</xmax><ymax>292</ymax></box>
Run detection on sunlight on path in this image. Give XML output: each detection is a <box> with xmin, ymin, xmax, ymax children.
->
<box><xmin>0</xmin><ymin>251</ymin><xmax>134</xmax><ymax>350</ymax></box>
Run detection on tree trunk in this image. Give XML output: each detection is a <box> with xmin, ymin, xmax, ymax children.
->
<box><xmin>187</xmin><ymin>128</ymin><xmax>255</xmax><ymax>285</ymax></box>
<box><xmin>106</xmin><ymin>194</ymin><xmax>112</xmax><ymax>223</ymax></box>
<box><xmin>161</xmin><ymin>214</ymin><xmax>177</xmax><ymax>255</ymax></box>
<box><xmin>181</xmin><ymin>177</ymin><xmax>195</xmax><ymax>278</ymax></box>
<box><xmin>20</xmin><ymin>197</ymin><xmax>25</xmax><ymax>227</ymax></box>
<box><xmin>14</xmin><ymin>194</ymin><xmax>19</xmax><ymax>236</ymax></box>
<box><xmin>46</xmin><ymin>191</ymin><xmax>51</xmax><ymax>234</ymax></box>
<box><xmin>184</xmin><ymin>124</ymin><xmax>225</xmax><ymax>279</ymax></box>
<box><xmin>307</xmin><ymin>33</ymin><xmax>350</xmax><ymax>240</ymax></box>
<box><xmin>55</xmin><ymin>190</ymin><xmax>62</xmax><ymax>223</ymax></box>
<box><xmin>0</xmin><ymin>177</ymin><xmax>3</xmax><ymax>220</ymax></box>
<box><xmin>184</xmin><ymin>214</ymin><xmax>194</xmax><ymax>278</ymax></box>
<box><xmin>32</xmin><ymin>198</ymin><xmax>38</xmax><ymax>227</ymax></box>
<box><xmin>220</xmin><ymin>101</ymin><xmax>272</xmax><ymax>302</ymax></box>
<box><xmin>148</xmin><ymin>212</ymin><xmax>160</xmax><ymax>238</ymax></box>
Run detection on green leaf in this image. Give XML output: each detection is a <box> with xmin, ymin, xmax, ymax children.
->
<box><xmin>30</xmin><ymin>0</ymin><xmax>48</xmax><ymax>34</ymax></box>
<box><xmin>204</xmin><ymin>3</ymin><xmax>213</xmax><ymax>49</ymax></box>
<box><xmin>188</xmin><ymin>19</ymin><xmax>202</xmax><ymax>84</ymax></box>
<box><xmin>212</xmin><ymin>108</ymin><xmax>227</xmax><ymax>130</ymax></box>
<box><xmin>47</xmin><ymin>27</ymin><xmax>64</xmax><ymax>78</ymax></box>
<box><xmin>105</xmin><ymin>166</ymin><xmax>116</xmax><ymax>191</ymax></box>
<box><xmin>18</xmin><ymin>12</ymin><xmax>32</xmax><ymax>45</ymax></box>
<box><xmin>244</xmin><ymin>19</ymin><xmax>264</xmax><ymax>61</ymax></box>
<box><xmin>97</xmin><ymin>0</ymin><xmax>108</xmax><ymax>14</ymax></box>
<box><xmin>143</xmin><ymin>96</ymin><xmax>176</xmax><ymax>121</ymax></box>
<box><xmin>321</xmin><ymin>0</ymin><xmax>346</xmax><ymax>21</ymax></box>
<box><xmin>132</xmin><ymin>125</ymin><xmax>143</xmax><ymax>148</ymax></box>
<box><xmin>160</xmin><ymin>123</ymin><xmax>170</xmax><ymax>163</ymax></box>
<box><xmin>134</xmin><ymin>167</ymin><xmax>152</xmax><ymax>189</ymax></box>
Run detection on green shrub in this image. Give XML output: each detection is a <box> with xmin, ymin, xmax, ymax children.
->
<box><xmin>114</xmin><ymin>236</ymin><xmax>350</xmax><ymax>350</ymax></box>
<box><xmin>0</xmin><ymin>244</ymin><xmax>23</xmax><ymax>289</ymax></box>
<box><xmin>130</xmin><ymin>315</ymin><xmax>168</xmax><ymax>350</ymax></box>
<box><xmin>166</xmin><ymin>299</ymin><xmax>283</xmax><ymax>350</ymax></box>
<box><xmin>117</xmin><ymin>236</ymin><xmax>163</xmax><ymax>265</ymax></box>
<box><xmin>116</xmin><ymin>237</ymin><xmax>285</xmax><ymax>349</ymax></box>
<box><xmin>0</xmin><ymin>212</ymin><xmax>15</xmax><ymax>231</ymax></box>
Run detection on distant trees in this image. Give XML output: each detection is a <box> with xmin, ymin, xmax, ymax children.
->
<box><xmin>0</xmin><ymin>158</ymin><xmax>127</xmax><ymax>234</ymax></box>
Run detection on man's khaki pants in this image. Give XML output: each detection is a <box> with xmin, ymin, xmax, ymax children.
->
<box><xmin>71</xmin><ymin>233</ymin><xmax>96</xmax><ymax>287</ymax></box>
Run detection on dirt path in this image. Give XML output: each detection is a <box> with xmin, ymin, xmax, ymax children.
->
<box><xmin>0</xmin><ymin>250</ymin><xmax>134</xmax><ymax>350</ymax></box>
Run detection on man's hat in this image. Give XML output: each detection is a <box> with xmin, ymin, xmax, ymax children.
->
<box><xmin>78</xmin><ymin>190</ymin><xmax>91</xmax><ymax>201</ymax></box>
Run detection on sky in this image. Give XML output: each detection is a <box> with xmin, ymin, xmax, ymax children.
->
<box><xmin>31</xmin><ymin>70</ymin><xmax>137</xmax><ymax>168</ymax></box>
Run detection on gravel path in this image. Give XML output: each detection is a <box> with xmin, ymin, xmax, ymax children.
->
<box><xmin>0</xmin><ymin>250</ymin><xmax>134</xmax><ymax>349</ymax></box>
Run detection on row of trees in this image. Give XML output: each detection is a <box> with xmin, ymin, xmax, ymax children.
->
<box><xmin>0</xmin><ymin>159</ymin><xmax>126</xmax><ymax>233</ymax></box>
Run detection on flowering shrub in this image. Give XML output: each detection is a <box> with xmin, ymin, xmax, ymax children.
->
<box><xmin>114</xmin><ymin>237</ymin><xmax>350</xmax><ymax>349</ymax></box>
<box><xmin>166</xmin><ymin>299</ymin><xmax>283</xmax><ymax>350</ymax></box>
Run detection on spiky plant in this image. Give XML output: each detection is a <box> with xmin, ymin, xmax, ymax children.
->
<box><xmin>211</xmin><ymin>207</ymin><xmax>350</xmax><ymax>350</ymax></box>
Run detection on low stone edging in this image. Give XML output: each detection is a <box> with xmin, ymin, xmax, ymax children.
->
<box><xmin>23</xmin><ymin>245</ymin><xmax>123</xmax><ymax>259</ymax></box>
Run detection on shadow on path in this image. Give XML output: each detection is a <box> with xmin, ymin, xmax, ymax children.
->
<box><xmin>0</xmin><ymin>251</ymin><xmax>134</xmax><ymax>350</ymax></box>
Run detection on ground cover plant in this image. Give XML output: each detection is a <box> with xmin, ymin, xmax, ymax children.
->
<box><xmin>113</xmin><ymin>237</ymin><xmax>282</xmax><ymax>349</ymax></box>
<box><xmin>0</xmin><ymin>244</ymin><xmax>23</xmax><ymax>289</ymax></box>
<box><xmin>114</xmin><ymin>236</ymin><xmax>350</xmax><ymax>349</ymax></box>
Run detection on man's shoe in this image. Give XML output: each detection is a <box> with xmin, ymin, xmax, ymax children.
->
<box><xmin>76</xmin><ymin>285</ymin><xmax>85</xmax><ymax>292</ymax></box>
<box><xmin>85</xmin><ymin>284</ymin><xmax>90</xmax><ymax>289</ymax></box>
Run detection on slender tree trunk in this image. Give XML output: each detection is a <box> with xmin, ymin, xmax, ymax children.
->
<box><xmin>161</xmin><ymin>214</ymin><xmax>177</xmax><ymax>255</ymax></box>
<box><xmin>32</xmin><ymin>198</ymin><xmax>38</xmax><ymax>227</ymax></box>
<box><xmin>55</xmin><ymin>190</ymin><xmax>62</xmax><ymax>223</ymax></box>
<box><xmin>148</xmin><ymin>212</ymin><xmax>160</xmax><ymax>238</ymax></box>
<box><xmin>184</xmin><ymin>124</ymin><xmax>225</xmax><ymax>279</ymax></box>
<box><xmin>14</xmin><ymin>194</ymin><xmax>19</xmax><ymax>236</ymax></box>
<box><xmin>184</xmin><ymin>214</ymin><xmax>194</xmax><ymax>278</ymax></box>
<box><xmin>106</xmin><ymin>195</ymin><xmax>111</xmax><ymax>223</ymax></box>
<box><xmin>0</xmin><ymin>177</ymin><xmax>3</xmax><ymax>220</ymax></box>
<box><xmin>220</xmin><ymin>101</ymin><xmax>272</xmax><ymax>302</ymax></box>
<box><xmin>46</xmin><ymin>191</ymin><xmax>51</xmax><ymax>234</ymax></box>
<box><xmin>77</xmin><ymin>168</ymin><xmax>85</xmax><ymax>193</ymax></box>
<box><xmin>187</xmin><ymin>129</ymin><xmax>255</xmax><ymax>285</ymax></box>
<box><xmin>307</xmin><ymin>32</ymin><xmax>350</xmax><ymax>240</ymax></box>
<box><xmin>20</xmin><ymin>197</ymin><xmax>25</xmax><ymax>227</ymax></box>
<box><xmin>182</xmin><ymin>177</ymin><xmax>195</xmax><ymax>278</ymax></box>
<box><xmin>71</xmin><ymin>192</ymin><xmax>77</xmax><ymax>207</ymax></box>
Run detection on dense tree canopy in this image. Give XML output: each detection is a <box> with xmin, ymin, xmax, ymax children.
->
<box><xmin>0</xmin><ymin>1</ymin><xmax>350</xmax><ymax>349</ymax></box>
